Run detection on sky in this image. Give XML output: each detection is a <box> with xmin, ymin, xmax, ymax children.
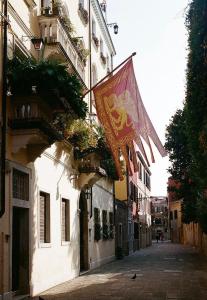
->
<box><xmin>106</xmin><ymin>0</ymin><xmax>189</xmax><ymax>196</ymax></box>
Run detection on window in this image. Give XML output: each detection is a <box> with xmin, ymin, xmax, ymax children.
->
<box><xmin>155</xmin><ymin>218</ymin><xmax>162</xmax><ymax>225</ymax></box>
<box><xmin>102</xmin><ymin>210</ymin><xmax>108</xmax><ymax>240</ymax></box>
<box><xmin>13</xmin><ymin>168</ymin><xmax>29</xmax><ymax>201</ymax></box>
<box><xmin>139</xmin><ymin>163</ymin><xmax>142</xmax><ymax>180</ymax></box>
<box><xmin>109</xmin><ymin>212</ymin><xmax>114</xmax><ymax>239</ymax></box>
<box><xmin>130</xmin><ymin>182</ymin><xmax>135</xmax><ymax>200</ymax></box>
<box><xmin>94</xmin><ymin>207</ymin><xmax>101</xmax><ymax>241</ymax></box>
<box><xmin>39</xmin><ymin>192</ymin><xmax>50</xmax><ymax>244</ymax></box>
<box><xmin>61</xmin><ymin>199</ymin><xmax>70</xmax><ymax>242</ymax></box>
<box><xmin>85</xmin><ymin>187</ymin><xmax>93</xmax><ymax>218</ymax></box>
<box><xmin>92</xmin><ymin>19</ymin><xmax>96</xmax><ymax>36</ymax></box>
<box><xmin>174</xmin><ymin>210</ymin><xmax>178</xmax><ymax>219</ymax></box>
<box><xmin>79</xmin><ymin>0</ymin><xmax>84</xmax><ymax>7</ymax></box>
<box><xmin>100</xmin><ymin>38</ymin><xmax>103</xmax><ymax>53</ymax></box>
<box><xmin>170</xmin><ymin>211</ymin><xmax>173</xmax><ymax>220</ymax></box>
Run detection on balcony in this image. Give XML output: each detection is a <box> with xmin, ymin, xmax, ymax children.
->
<box><xmin>75</xmin><ymin>152</ymin><xmax>106</xmax><ymax>189</ymax></box>
<box><xmin>38</xmin><ymin>14</ymin><xmax>86</xmax><ymax>84</ymax></box>
<box><xmin>9</xmin><ymin>96</ymin><xmax>63</xmax><ymax>162</ymax></box>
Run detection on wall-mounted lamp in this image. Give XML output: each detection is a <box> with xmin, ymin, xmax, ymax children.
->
<box><xmin>22</xmin><ymin>36</ymin><xmax>44</xmax><ymax>51</ymax></box>
<box><xmin>107</xmin><ymin>23</ymin><xmax>119</xmax><ymax>34</ymax></box>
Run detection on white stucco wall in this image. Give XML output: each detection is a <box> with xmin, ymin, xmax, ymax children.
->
<box><xmin>29</xmin><ymin>144</ymin><xmax>80</xmax><ymax>296</ymax></box>
<box><xmin>88</xmin><ymin>178</ymin><xmax>115</xmax><ymax>269</ymax></box>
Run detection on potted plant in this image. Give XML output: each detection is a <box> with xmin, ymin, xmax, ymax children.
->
<box><xmin>52</xmin><ymin>0</ymin><xmax>62</xmax><ymax>15</ymax></box>
<box><xmin>92</xmin><ymin>33</ymin><xmax>99</xmax><ymax>48</ymax></box>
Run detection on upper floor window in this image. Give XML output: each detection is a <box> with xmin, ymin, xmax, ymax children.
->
<box><xmin>100</xmin><ymin>38</ymin><xmax>103</xmax><ymax>53</ymax></box>
<box><xmin>92</xmin><ymin>19</ymin><xmax>96</xmax><ymax>36</ymax></box>
<box><xmin>78</xmin><ymin>0</ymin><xmax>89</xmax><ymax>24</ymax></box>
<box><xmin>79</xmin><ymin>0</ymin><xmax>85</xmax><ymax>8</ymax></box>
<box><xmin>139</xmin><ymin>163</ymin><xmax>142</xmax><ymax>180</ymax></box>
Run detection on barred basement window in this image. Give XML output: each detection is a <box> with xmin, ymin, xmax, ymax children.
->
<box><xmin>94</xmin><ymin>207</ymin><xmax>101</xmax><ymax>241</ymax></box>
<box><xmin>109</xmin><ymin>212</ymin><xmax>114</xmax><ymax>239</ymax></box>
<box><xmin>39</xmin><ymin>192</ymin><xmax>50</xmax><ymax>244</ymax></box>
<box><xmin>102</xmin><ymin>210</ymin><xmax>108</xmax><ymax>240</ymax></box>
<box><xmin>62</xmin><ymin>199</ymin><xmax>70</xmax><ymax>242</ymax></box>
<box><xmin>13</xmin><ymin>168</ymin><xmax>29</xmax><ymax>201</ymax></box>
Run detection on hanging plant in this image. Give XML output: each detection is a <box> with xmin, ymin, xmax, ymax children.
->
<box><xmin>8</xmin><ymin>58</ymin><xmax>88</xmax><ymax>119</ymax></box>
<box><xmin>64</xmin><ymin>119</ymin><xmax>99</xmax><ymax>151</ymax></box>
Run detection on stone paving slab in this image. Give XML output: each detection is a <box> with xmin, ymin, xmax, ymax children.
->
<box><xmin>40</xmin><ymin>242</ymin><xmax>207</xmax><ymax>300</ymax></box>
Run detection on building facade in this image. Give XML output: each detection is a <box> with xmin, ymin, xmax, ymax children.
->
<box><xmin>114</xmin><ymin>150</ymin><xmax>152</xmax><ymax>258</ymax></box>
<box><xmin>168</xmin><ymin>178</ymin><xmax>182</xmax><ymax>243</ymax></box>
<box><xmin>0</xmin><ymin>0</ymin><xmax>116</xmax><ymax>298</ymax></box>
<box><xmin>151</xmin><ymin>196</ymin><xmax>170</xmax><ymax>241</ymax></box>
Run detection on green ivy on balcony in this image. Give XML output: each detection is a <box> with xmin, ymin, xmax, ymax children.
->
<box><xmin>8</xmin><ymin>58</ymin><xmax>88</xmax><ymax>119</ymax></box>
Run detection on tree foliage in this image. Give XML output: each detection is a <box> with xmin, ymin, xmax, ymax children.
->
<box><xmin>165</xmin><ymin>110</ymin><xmax>197</xmax><ymax>223</ymax></box>
<box><xmin>165</xmin><ymin>0</ymin><xmax>207</xmax><ymax>231</ymax></box>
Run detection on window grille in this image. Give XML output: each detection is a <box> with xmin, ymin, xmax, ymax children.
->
<box><xmin>13</xmin><ymin>168</ymin><xmax>29</xmax><ymax>201</ymax></box>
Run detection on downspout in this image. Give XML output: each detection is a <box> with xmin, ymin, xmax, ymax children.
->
<box><xmin>0</xmin><ymin>0</ymin><xmax>8</xmax><ymax>218</ymax></box>
<box><xmin>88</xmin><ymin>0</ymin><xmax>92</xmax><ymax>114</ymax></box>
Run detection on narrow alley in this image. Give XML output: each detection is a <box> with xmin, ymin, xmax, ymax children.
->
<box><xmin>40</xmin><ymin>242</ymin><xmax>207</xmax><ymax>300</ymax></box>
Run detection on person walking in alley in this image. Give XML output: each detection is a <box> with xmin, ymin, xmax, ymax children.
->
<box><xmin>156</xmin><ymin>233</ymin><xmax>160</xmax><ymax>243</ymax></box>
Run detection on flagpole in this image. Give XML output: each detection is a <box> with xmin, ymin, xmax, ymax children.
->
<box><xmin>82</xmin><ymin>52</ymin><xmax>136</xmax><ymax>98</ymax></box>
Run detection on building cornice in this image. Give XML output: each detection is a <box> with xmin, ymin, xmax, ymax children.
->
<box><xmin>91</xmin><ymin>0</ymin><xmax>116</xmax><ymax>56</ymax></box>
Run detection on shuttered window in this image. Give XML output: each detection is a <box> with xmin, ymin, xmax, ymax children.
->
<box><xmin>39</xmin><ymin>192</ymin><xmax>50</xmax><ymax>244</ymax></box>
<box><xmin>61</xmin><ymin>199</ymin><xmax>70</xmax><ymax>242</ymax></box>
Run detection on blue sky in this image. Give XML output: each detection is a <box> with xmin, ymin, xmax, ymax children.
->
<box><xmin>106</xmin><ymin>0</ymin><xmax>189</xmax><ymax>195</ymax></box>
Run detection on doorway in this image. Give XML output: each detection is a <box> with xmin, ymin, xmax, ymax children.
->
<box><xmin>79</xmin><ymin>192</ymin><xmax>89</xmax><ymax>272</ymax></box>
<box><xmin>12</xmin><ymin>207</ymin><xmax>29</xmax><ymax>294</ymax></box>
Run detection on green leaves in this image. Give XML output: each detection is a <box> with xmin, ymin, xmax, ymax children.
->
<box><xmin>165</xmin><ymin>0</ymin><xmax>207</xmax><ymax>230</ymax></box>
<box><xmin>8</xmin><ymin>58</ymin><xmax>88</xmax><ymax>119</ymax></box>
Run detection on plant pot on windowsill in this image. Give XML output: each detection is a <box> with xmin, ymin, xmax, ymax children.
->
<box><xmin>78</xmin><ymin>3</ymin><xmax>89</xmax><ymax>24</ymax></box>
<box><xmin>52</xmin><ymin>2</ymin><xmax>62</xmax><ymax>15</ymax></box>
<box><xmin>92</xmin><ymin>35</ymin><xmax>99</xmax><ymax>48</ymax></box>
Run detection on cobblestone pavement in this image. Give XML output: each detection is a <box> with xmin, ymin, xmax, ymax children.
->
<box><xmin>40</xmin><ymin>241</ymin><xmax>207</xmax><ymax>300</ymax></box>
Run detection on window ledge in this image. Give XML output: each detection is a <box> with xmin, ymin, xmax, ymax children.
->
<box><xmin>61</xmin><ymin>241</ymin><xmax>71</xmax><ymax>246</ymax></box>
<box><xmin>39</xmin><ymin>242</ymin><xmax>51</xmax><ymax>248</ymax></box>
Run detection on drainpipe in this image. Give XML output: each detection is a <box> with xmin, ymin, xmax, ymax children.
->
<box><xmin>88</xmin><ymin>0</ymin><xmax>92</xmax><ymax>114</ymax></box>
<box><xmin>0</xmin><ymin>0</ymin><xmax>8</xmax><ymax>218</ymax></box>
